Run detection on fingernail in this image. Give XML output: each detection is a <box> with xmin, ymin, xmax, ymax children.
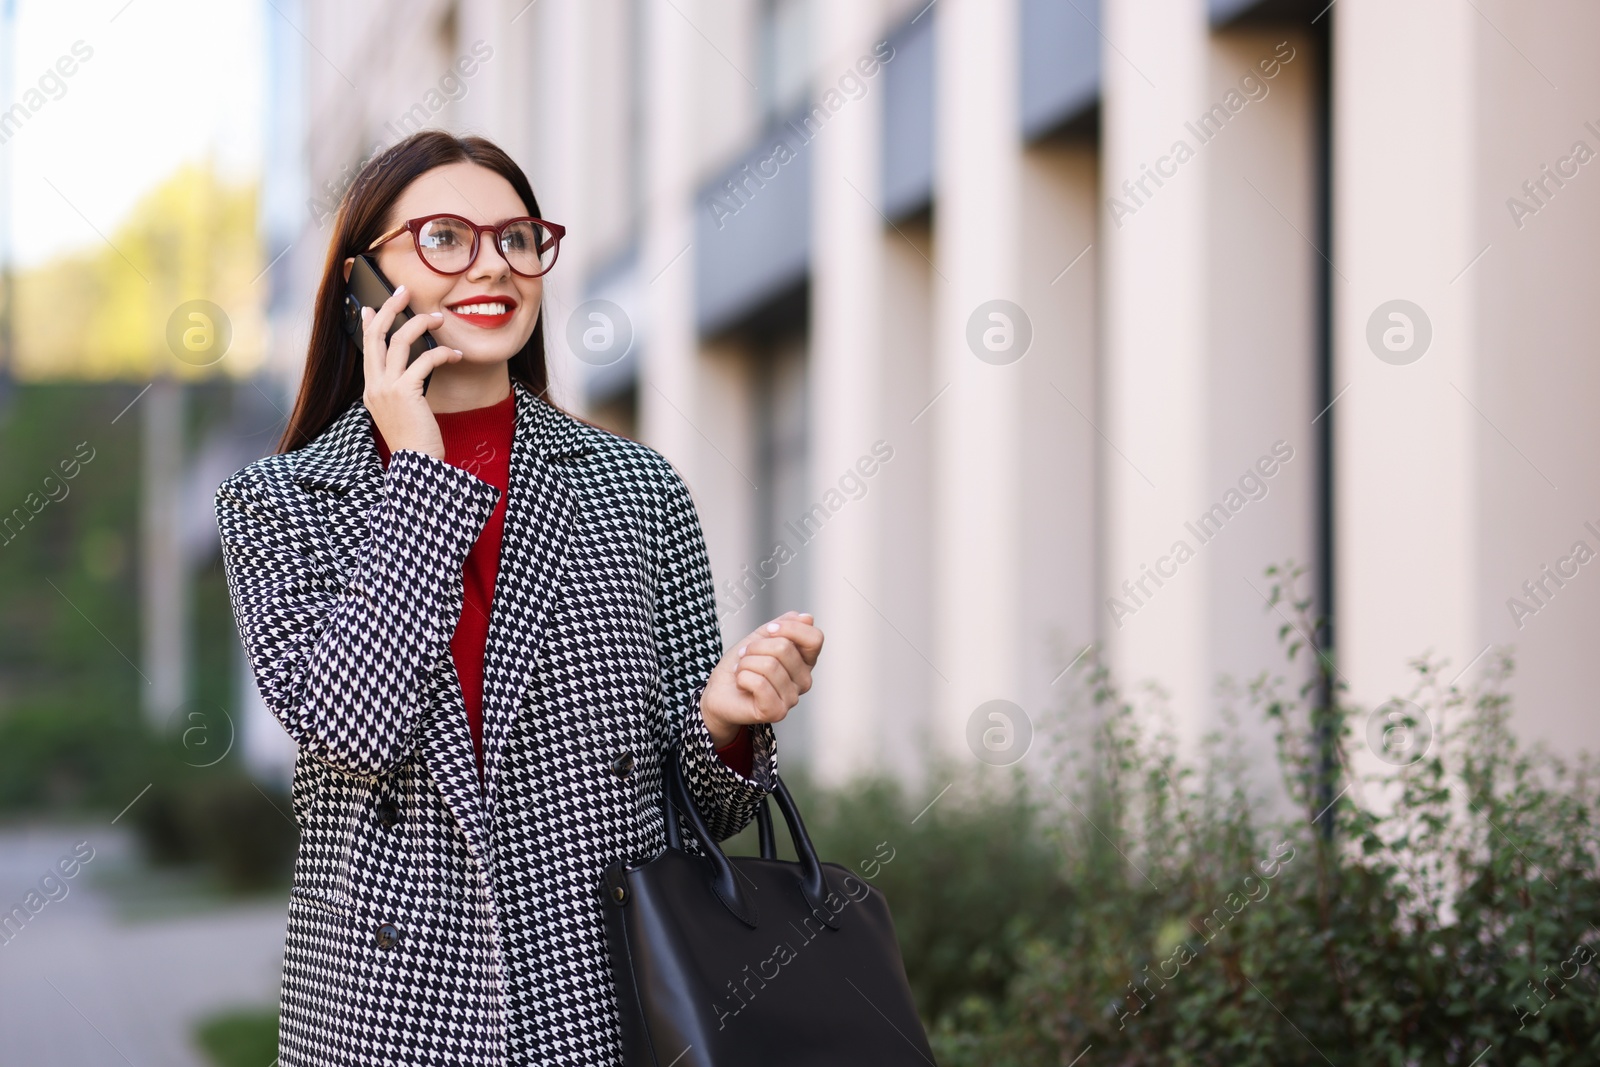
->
<box><xmin>766</xmin><ymin>622</ymin><xmax>779</xmax><ymax>633</ymax></box>
<box><xmin>431</xmin><ymin>311</ymin><xmax>443</xmax><ymax>318</ymax></box>
<box><xmin>395</xmin><ymin>284</ymin><xmax>406</xmax><ymax>293</ymax></box>
<box><xmin>738</xmin><ymin>645</ymin><xmax>747</xmax><ymax>656</ymax></box>
<box><xmin>453</xmin><ymin>348</ymin><xmax>463</xmax><ymax>355</ymax></box>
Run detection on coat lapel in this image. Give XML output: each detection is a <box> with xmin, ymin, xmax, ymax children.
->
<box><xmin>478</xmin><ymin>382</ymin><xmax>592</xmax><ymax>840</ymax></box>
<box><xmin>286</xmin><ymin>381</ymin><xmax>594</xmax><ymax>874</ymax></box>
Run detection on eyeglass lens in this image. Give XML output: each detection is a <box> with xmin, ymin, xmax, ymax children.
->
<box><xmin>415</xmin><ymin>217</ymin><xmax>557</xmax><ymax>275</ymax></box>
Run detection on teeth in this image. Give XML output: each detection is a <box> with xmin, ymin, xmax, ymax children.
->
<box><xmin>452</xmin><ymin>302</ymin><xmax>508</xmax><ymax>315</ymax></box>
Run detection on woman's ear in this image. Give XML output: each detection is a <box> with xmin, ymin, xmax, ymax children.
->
<box><xmin>342</xmin><ymin>256</ymin><xmax>354</xmax><ymax>283</ymax></box>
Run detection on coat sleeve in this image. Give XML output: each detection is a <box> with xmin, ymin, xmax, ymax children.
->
<box><xmin>652</xmin><ymin>456</ymin><xmax>777</xmax><ymax>843</ymax></box>
<box><xmin>215</xmin><ymin>448</ymin><xmax>501</xmax><ymax>778</ymax></box>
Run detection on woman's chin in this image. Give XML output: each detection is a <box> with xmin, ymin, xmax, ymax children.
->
<box><xmin>448</xmin><ymin>346</ymin><xmax>521</xmax><ymax>367</ymax></box>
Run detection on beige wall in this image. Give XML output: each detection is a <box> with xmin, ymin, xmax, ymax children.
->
<box><xmin>875</xmin><ymin>218</ymin><xmax>939</xmax><ymax>784</ymax></box>
<box><xmin>1102</xmin><ymin>5</ymin><xmax>1323</xmax><ymax>787</ymax></box>
<box><xmin>929</xmin><ymin>0</ymin><xmax>1027</xmax><ymax>766</ymax></box>
<box><xmin>1200</xmin><ymin>27</ymin><xmax>1321</xmax><ymax>786</ymax></box>
<box><xmin>1335</xmin><ymin>0</ymin><xmax>1479</xmax><ymax>754</ymax></box>
<box><xmin>805</xmin><ymin>0</ymin><xmax>890</xmax><ymax>783</ymax></box>
<box><xmin>1018</xmin><ymin>141</ymin><xmax>1100</xmax><ymax>738</ymax></box>
<box><xmin>1468</xmin><ymin>1</ymin><xmax>1600</xmax><ymax>753</ymax></box>
<box><xmin>273</xmin><ymin>0</ymin><xmax>1600</xmax><ymax>791</ymax></box>
<box><xmin>1331</xmin><ymin>0</ymin><xmax>1600</xmax><ymax>760</ymax></box>
<box><xmin>1101</xmin><ymin>0</ymin><xmax>1213</xmax><ymax>747</ymax></box>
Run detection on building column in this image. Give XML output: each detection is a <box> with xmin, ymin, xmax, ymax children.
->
<box><xmin>1015</xmin><ymin>141</ymin><xmax>1100</xmax><ymax>746</ymax></box>
<box><xmin>530</xmin><ymin>0</ymin><xmax>592</xmax><ymax>412</ymax></box>
<box><xmin>1333</xmin><ymin>1</ymin><xmax>1478</xmax><ymax>721</ymax></box>
<box><xmin>637</xmin><ymin>0</ymin><xmax>703</xmax><ymax>473</ymax></box>
<box><xmin>806</xmin><ymin>0</ymin><xmax>888</xmax><ymax>785</ymax></box>
<box><xmin>1202</xmin><ymin>27</ymin><xmax>1323</xmax><ymax>784</ymax></box>
<box><xmin>1100</xmin><ymin>0</ymin><xmax>1212</xmax><ymax>745</ymax></box>
<box><xmin>930</xmin><ymin>0</ymin><xmax>1026</xmax><ymax>761</ymax></box>
<box><xmin>1467</xmin><ymin>1</ymin><xmax>1600</xmax><ymax>755</ymax></box>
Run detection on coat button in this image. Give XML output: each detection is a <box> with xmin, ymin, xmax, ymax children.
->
<box><xmin>375</xmin><ymin>798</ymin><xmax>400</xmax><ymax>829</ymax></box>
<box><xmin>375</xmin><ymin>923</ymin><xmax>401</xmax><ymax>950</ymax></box>
<box><xmin>610</xmin><ymin>751</ymin><xmax>636</xmax><ymax>780</ymax></box>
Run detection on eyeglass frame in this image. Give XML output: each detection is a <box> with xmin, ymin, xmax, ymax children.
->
<box><xmin>364</xmin><ymin>212</ymin><xmax>567</xmax><ymax>279</ymax></box>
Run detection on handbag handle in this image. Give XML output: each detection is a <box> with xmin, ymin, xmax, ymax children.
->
<box><xmin>755</xmin><ymin>795</ymin><xmax>776</xmax><ymax>860</ymax></box>
<box><xmin>662</xmin><ymin>740</ymin><xmax>841</xmax><ymax>931</ymax></box>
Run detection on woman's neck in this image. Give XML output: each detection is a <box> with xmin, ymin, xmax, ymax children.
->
<box><xmin>424</xmin><ymin>359</ymin><xmax>513</xmax><ymax>413</ymax></box>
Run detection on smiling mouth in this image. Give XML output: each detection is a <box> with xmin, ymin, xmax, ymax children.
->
<box><xmin>445</xmin><ymin>298</ymin><xmax>518</xmax><ymax>328</ymax></box>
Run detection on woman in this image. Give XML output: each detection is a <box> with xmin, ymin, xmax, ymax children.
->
<box><xmin>215</xmin><ymin>130</ymin><xmax>823</xmax><ymax>1066</ymax></box>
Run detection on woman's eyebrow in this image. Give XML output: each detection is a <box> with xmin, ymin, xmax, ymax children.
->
<box><xmin>435</xmin><ymin>214</ymin><xmax>523</xmax><ymax>226</ymax></box>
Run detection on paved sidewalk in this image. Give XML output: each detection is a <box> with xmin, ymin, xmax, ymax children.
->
<box><xmin>0</xmin><ymin>820</ymin><xmax>288</xmax><ymax>1066</ymax></box>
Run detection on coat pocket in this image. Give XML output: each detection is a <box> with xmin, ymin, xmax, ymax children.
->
<box><xmin>288</xmin><ymin>769</ymin><xmax>363</xmax><ymax>906</ymax></box>
<box><xmin>288</xmin><ymin>883</ymin><xmax>357</xmax><ymax>920</ymax></box>
<box><xmin>279</xmin><ymin>890</ymin><xmax>360</xmax><ymax>1067</ymax></box>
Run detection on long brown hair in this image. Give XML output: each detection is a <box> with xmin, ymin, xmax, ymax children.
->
<box><xmin>276</xmin><ymin>130</ymin><xmax>561</xmax><ymax>453</ymax></box>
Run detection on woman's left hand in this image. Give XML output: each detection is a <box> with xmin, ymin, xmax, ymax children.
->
<box><xmin>699</xmin><ymin>611</ymin><xmax>824</xmax><ymax>747</ymax></box>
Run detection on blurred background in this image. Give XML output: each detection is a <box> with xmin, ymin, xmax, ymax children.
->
<box><xmin>3</xmin><ymin>0</ymin><xmax>1598</xmax><ymax>1063</ymax></box>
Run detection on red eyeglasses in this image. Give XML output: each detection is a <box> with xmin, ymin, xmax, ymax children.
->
<box><xmin>365</xmin><ymin>212</ymin><xmax>566</xmax><ymax>278</ymax></box>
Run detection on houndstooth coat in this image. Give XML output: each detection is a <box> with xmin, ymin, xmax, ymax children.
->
<box><xmin>215</xmin><ymin>379</ymin><xmax>778</xmax><ymax>1066</ymax></box>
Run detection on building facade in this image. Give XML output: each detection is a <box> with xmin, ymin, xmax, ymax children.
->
<box><xmin>253</xmin><ymin>0</ymin><xmax>1600</xmax><ymax>790</ymax></box>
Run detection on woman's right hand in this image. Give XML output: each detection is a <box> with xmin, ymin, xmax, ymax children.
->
<box><xmin>360</xmin><ymin>283</ymin><xmax>463</xmax><ymax>460</ymax></box>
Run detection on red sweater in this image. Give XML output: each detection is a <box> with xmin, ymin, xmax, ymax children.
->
<box><xmin>373</xmin><ymin>392</ymin><xmax>752</xmax><ymax>783</ymax></box>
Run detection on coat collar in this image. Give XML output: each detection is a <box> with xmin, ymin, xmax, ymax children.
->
<box><xmin>289</xmin><ymin>378</ymin><xmax>594</xmax><ymax>876</ymax></box>
<box><xmin>289</xmin><ymin>378</ymin><xmax>595</xmax><ymax>494</ymax></box>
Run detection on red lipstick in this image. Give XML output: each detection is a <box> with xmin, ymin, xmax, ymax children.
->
<box><xmin>445</xmin><ymin>295</ymin><xmax>519</xmax><ymax>329</ymax></box>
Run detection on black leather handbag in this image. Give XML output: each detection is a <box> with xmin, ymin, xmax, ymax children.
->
<box><xmin>598</xmin><ymin>740</ymin><xmax>937</xmax><ymax>1066</ymax></box>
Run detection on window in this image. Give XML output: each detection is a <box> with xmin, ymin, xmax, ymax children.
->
<box><xmin>759</xmin><ymin>0</ymin><xmax>812</xmax><ymax>121</ymax></box>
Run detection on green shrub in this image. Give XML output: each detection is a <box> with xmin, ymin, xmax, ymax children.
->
<box><xmin>0</xmin><ymin>383</ymin><xmax>293</xmax><ymax>894</ymax></box>
<box><xmin>130</xmin><ymin>767</ymin><xmax>297</xmax><ymax>892</ymax></box>
<box><xmin>193</xmin><ymin>1004</ymin><xmax>277</xmax><ymax>1067</ymax></box>
<box><xmin>0</xmin><ymin>695</ymin><xmax>299</xmax><ymax>893</ymax></box>
<box><xmin>921</xmin><ymin>562</ymin><xmax>1600</xmax><ymax>1064</ymax></box>
<box><xmin>0</xmin><ymin>695</ymin><xmax>162</xmax><ymax>812</ymax></box>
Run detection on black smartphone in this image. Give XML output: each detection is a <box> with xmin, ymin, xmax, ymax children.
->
<box><xmin>343</xmin><ymin>253</ymin><xmax>439</xmax><ymax>395</ymax></box>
